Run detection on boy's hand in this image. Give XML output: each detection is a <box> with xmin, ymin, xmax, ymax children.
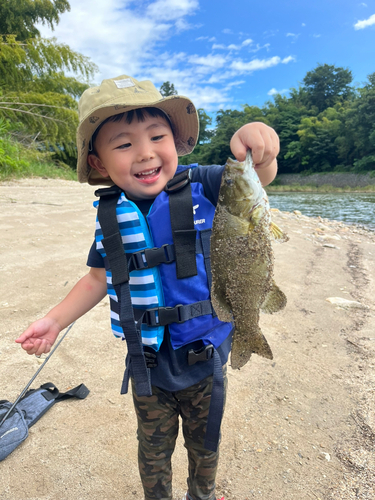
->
<box><xmin>230</xmin><ymin>122</ymin><xmax>279</xmax><ymax>175</ymax></box>
<box><xmin>15</xmin><ymin>317</ymin><xmax>61</xmax><ymax>356</ymax></box>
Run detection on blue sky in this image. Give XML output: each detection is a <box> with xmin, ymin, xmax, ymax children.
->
<box><xmin>37</xmin><ymin>0</ymin><xmax>375</xmax><ymax>112</ymax></box>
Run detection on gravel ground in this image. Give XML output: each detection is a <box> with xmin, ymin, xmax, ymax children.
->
<box><xmin>0</xmin><ymin>178</ymin><xmax>374</xmax><ymax>500</ymax></box>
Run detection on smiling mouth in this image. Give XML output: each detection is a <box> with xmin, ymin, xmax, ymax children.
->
<box><xmin>135</xmin><ymin>167</ymin><xmax>161</xmax><ymax>178</ymax></box>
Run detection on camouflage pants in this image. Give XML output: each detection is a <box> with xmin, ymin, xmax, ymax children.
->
<box><xmin>131</xmin><ymin>366</ymin><xmax>227</xmax><ymax>500</ymax></box>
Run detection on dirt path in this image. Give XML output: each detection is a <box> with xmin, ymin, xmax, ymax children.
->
<box><xmin>1</xmin><ymin>178</ymin><xmax>374</xmax><ymax>500</ymax></box>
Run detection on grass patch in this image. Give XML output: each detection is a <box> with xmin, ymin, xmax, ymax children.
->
<box><xmin>0</xmin><ymin>128</ymin><xmax>77</xmax><ymax>182</ymax></box>
<box><xmin>266</xmin><ymin>184</ymin><xmax>375</xmax><ymax>193</ymax></box>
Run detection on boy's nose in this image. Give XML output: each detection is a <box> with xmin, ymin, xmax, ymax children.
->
<box><xmin>137</xmin><ymin>145</ymin><xmax>155</xmax><ymax>163</ymax></box>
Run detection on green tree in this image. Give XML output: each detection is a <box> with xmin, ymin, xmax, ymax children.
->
<box><xmin>0</xmin><ymin>0</ymin><xmax>70</xmax><ymax>41</ymax></box>
<box><xmin>160</xmin><ymin>81</ymin><xmax>177</xmax><ymax>97</ymax></box>
<box><xmin>265</xmin><ymin>92</ymin><xmax>308</xmax><ymax>174</ymax></box>
<box><xmin>197</xmin><ymin>108</ymin><xmax>213</xmax><ymax>144</ymax></box>
<box><xmin>285</xmin><ymin>111</ymin><xmax>343</xmax><ymax>172</ymax></box>
<box><xmin>0</xmin><ymin>2</ymin><xmax>97</xmax><ymax>167</ymax></box>
<box><xmin>302</xmin><ymin>63</ymin><xmax>353</xmax><ymax>113</ymax></box>
<box><xmin>342</xmin><ymin>73</ymin><xmax>375</xmax><ymax>171</ymax></box>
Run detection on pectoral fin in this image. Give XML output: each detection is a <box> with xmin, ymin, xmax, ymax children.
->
<box><xmin>270</xmin><ymin>222</ymin><xmax>289</xmax><ymax>242</ymax></box>
<box><xmin>261</xmin><ymin>280</ymin><xmax>287</xmax><ymax>313</ymax></box>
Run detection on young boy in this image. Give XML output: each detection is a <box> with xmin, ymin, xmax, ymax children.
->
<box><xmin>16</xmin><ymin>75</ymin><xmax>279</xmax><ymax>500</ymax></box>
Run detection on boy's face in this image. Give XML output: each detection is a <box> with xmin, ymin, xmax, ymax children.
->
<box><xmin>88</xmin><ymin>113</ymin><xmax>178</xmax><ymax>200</ymax></box>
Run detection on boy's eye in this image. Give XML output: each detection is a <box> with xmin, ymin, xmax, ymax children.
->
<box><xmin>151</xmin><ymin>135</ymin><xmax>164</xmax><ymax>142</ymax></box>
<box><xmin>117</xmin><ymin>143</ymin><xmax>131</xmax><ymax>149</ymax></box>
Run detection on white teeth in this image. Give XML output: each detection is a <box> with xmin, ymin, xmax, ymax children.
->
<box><xmin>137</xmin><ymin>168</ymin><xmax>158</xmax><ymax>177</ymax></box>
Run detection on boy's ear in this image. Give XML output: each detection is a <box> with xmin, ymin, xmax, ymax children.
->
<box><xmin>87</xmin><ymin>154</ymin><xmax>109</xmax><ymax>178</ymax></box>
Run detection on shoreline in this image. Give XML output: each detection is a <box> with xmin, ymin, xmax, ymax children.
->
<box><xmin>270</xmin><ymin>171</ymin><xmax>375</xmax><ymax>191</ymax></box>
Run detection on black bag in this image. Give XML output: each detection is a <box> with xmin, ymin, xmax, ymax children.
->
<box><xmin>0</xmin><ymin>382</ymin><xmax>89</xmax><ymax>461</ymax></box>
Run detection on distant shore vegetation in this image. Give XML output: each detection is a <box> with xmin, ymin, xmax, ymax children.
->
<box><xmin>266</xmin><ymin>183</ymin><xmax>375</xmax><ymax>193</ymax></box>
<box><xmin>0</xmin><ymin>2</ymin><xmax>374</xmax><ymax>184</ymax></box>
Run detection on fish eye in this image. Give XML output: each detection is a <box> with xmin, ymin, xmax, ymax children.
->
<box><xmin>225</xmin><ymin>179</ymin><xmax>234</xmax><ymax>186</ymax></box>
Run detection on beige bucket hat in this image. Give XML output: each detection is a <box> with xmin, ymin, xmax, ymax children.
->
<box><xmin>76</xmin><ymin>75</ymin><xmax>199</xmax><ymax>185</ymax></box>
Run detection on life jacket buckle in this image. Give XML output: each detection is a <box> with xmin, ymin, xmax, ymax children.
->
<box><xmin>187</xmin><ymin>344</ymin><xmax>214</xmax><ymax>365</ymax></box>
<box><xmin>164</xmin><ymin>169</ymin><xmax>191</xmax><ymax>193</ymax></box>
<box><xmin>130</xmin><ymin>244</ymin><xmax>174</xmax><ymax>270</ymax></box>
<box><xmin>145</xmin><ymin>304</ymin><xmax>185</xmax><ymax>326</ymax></box>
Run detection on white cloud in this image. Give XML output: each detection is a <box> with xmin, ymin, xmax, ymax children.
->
<box><xmin>313</xmin><ymin>34</ymin><xmax>321</xmax><ymax>38</ymax></box>
<box><xmin>188</xmin><ymin>54</ymin><xmax>227</xmax><ymax>68</ymax></box>
<box><xmin>354</xmin><ymin>13</ymin><xmax>375</xmax><ymax>29</ymax></box>
<box><xmin>225</xmin><ymin>80</ymin><xmax>246</xmax><ymax>89</ymax></box>
<box><xmin>229</xmin><ymin>55</ymin><xmax>295</xmax><ymax>73</ymax></box>
<box><xmin>268</xmin><ymin>88</ymin><xmax>289</xmax><ymax>96</ymax></box>
<box><xmin>212</xmin><ymin>39</ymin><xmax>254</xmax><ymax>51</ymax></box>
<box><xmin>145</xmin><ymin>0</ymin><xmax>199</xmax><ymax>21</ymax></box>
<box><xmin>248</xmin><ymin>43</ymin><xmax>270</xmax><ymax>53</ymax></box>
<box><xmin>282</xmin><ymin>56</ymin><xmax>296</xmax><ymax>64</ymax></box>
<box><xmin>286</xmin><ymin>33</ymin><xmax>300</xmax><ymax>42</ymax></box>
<box><xmin>230</xmin><ymin>56</ymin><xmax>279</xmax><ymax>72</ymax></box>
<box><xmin>36</xmin><ymin>0</ymin><xmax>200</xmax><ymax>80</ymax></box>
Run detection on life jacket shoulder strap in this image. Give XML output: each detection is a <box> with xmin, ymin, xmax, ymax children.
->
<box><xmin>95</xmin><ymin>186</ymin><xmax>129</xmax><ymax>286</ymax></box>
<box><xmin>165</xmin><ymin>169</ymin><xmax>197</xmax><ymax>279</ymax></box>
<box><xmin>95</xmin><ymin>187</ymin><xmax>152</xmax><ymax>397</ymax></box>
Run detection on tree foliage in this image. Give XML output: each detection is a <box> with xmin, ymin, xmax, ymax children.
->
<box><xmin>159</xmin><ymin>81</ymin><xmax>177</xmax><ymax>97</ymax></box>
<box><xmin>179</xmin><ymin>65</ymin><xmax>375</xmax><ymax>174</ymax></box>
<box><xmin>0</xmin><ymin>0</ymin><xmax>70</xmax><ymax>41</ymax></box>
<box><xmin>0</xmin><ymin>1</ymin><xmax>97</xmax><ymax>167</ymax></box>
<box><xmin>302</xmin><ymin>63</ymin><xmax>353</xmax><ymax>113</ymax></box>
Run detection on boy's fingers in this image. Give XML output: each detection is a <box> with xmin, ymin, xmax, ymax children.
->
<box><xmin>19</xmin><ymin>337</ymin><xmax>41</xmax><ymax>355</ymax></box>
<box><xmin>34</xmin><ymin>340</ymin><xmax>51</xmax><ymax>356</ymax></box>
<box><xmin>15</xmin><ymin>332</ymin><xmax>33</xmax><ymax>343</ymax></box>
<box><xmin>24</xmin><ymin>339</ymin><xmax>46</xmax><ymax>356</ymax></box>
<box><xmin>253</xmin><ymin>130</ymin><xmax>279</xmax><ymax>167</ymax></box>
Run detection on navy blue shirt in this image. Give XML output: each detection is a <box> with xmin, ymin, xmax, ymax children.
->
<box><xmin>87</xmin><ymin>164</ymin><xmax>228</xmax><ymax>391</ymax></box>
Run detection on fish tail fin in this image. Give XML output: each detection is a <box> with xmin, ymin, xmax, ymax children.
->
<box><xmin>231</xmin><ymin>326</ymin><xmax>273</xmax><ymax>370</ymax></box>
<box><xmin>270</xmin><ymin>221</ymin><xmax>289</xmax><ymax>242</ymax></box>
<box><xmin>261</xmin><ymin>281</ymin><xmax>287</xmax><ymax>314</ymax></box>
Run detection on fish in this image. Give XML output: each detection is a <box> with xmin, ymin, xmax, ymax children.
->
<box><xmin>210</xmin><ymin>150</ymin><xmax>288</xmax><ymax>369</ymax></box>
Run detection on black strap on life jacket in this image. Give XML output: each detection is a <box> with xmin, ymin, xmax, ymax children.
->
<box><xmin>96</xmin><ymin>185</ymin><xmax>152</xmax><ymax>398</ymax></box>
<box><xmin>165</xmin><ymin>169</ymin><xmax>198</xmax><ymax>279</ymax></box>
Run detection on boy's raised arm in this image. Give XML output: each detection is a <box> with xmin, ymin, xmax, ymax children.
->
<box><xmin>15</xmin><ymin>267</ymin><xmax>107</xmax><ymax>356</ymax></box>
<box><xmin>230</xmin><ymin>122</ymin><xmax>279</xmax><ymax>187</ymax></box>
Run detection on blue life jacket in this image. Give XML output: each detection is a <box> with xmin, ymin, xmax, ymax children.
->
<box><xmin>94</xmin><ymin>173</ymin><xmax>233</xmax><ymax>353</ymax></box>
<box><xmin>94</xmin><ymin>167</ymin><xmax>233</xmax><ymax>452</ymax></box>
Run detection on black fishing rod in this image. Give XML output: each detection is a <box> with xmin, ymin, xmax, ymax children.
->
<box><xmin>0</xmin><ymin>322</ymin><xmax>75</xmax><ymax>428</ymax></box>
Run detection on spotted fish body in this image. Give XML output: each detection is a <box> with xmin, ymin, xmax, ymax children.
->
<box><xmin>211</xmin><ymin>151</ymin><xmax>287</xmax><ymax>369</ymax></box>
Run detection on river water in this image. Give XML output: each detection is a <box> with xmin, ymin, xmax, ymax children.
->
<box><xmin>267</xmin><ymin>192</ymin><xmax>375</xmax><ymax>231</ymax></box>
